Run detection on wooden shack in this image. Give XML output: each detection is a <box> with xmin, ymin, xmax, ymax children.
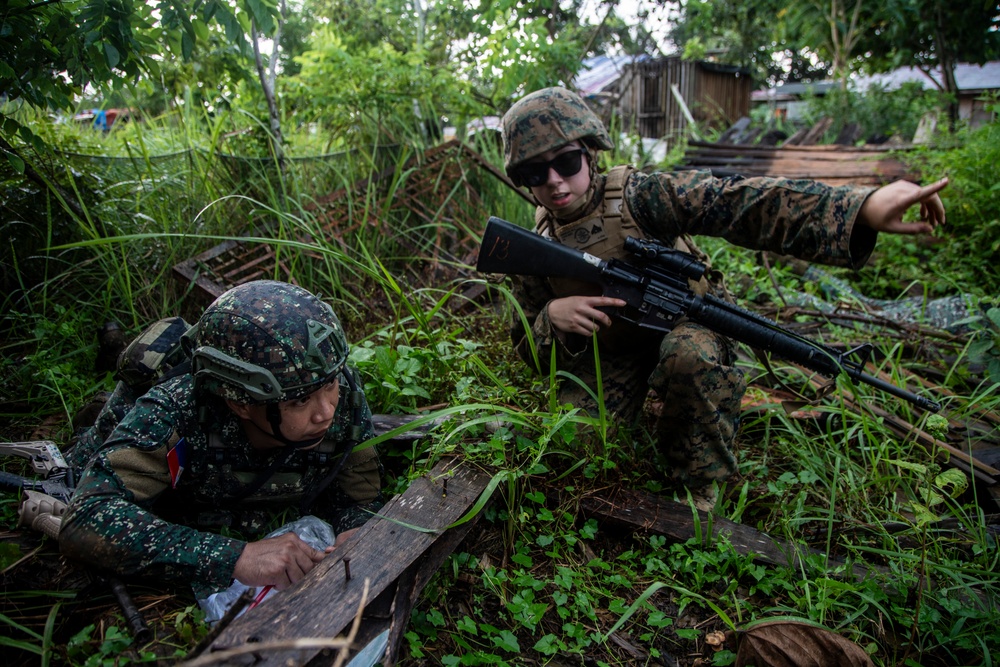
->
<box><xmin>615</xmin><ymin>58</ymin><xmax>752</xmax><ymax>140</ymax></box>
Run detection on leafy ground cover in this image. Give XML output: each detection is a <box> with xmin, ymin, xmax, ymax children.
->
<box><xmin>1</xmin><ymin>104</ymin><xmax>999</xmax><ymax>666</ymax></box>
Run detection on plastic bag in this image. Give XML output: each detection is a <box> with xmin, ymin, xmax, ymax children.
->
<box><xmin>198</xmin><ymin>515</ymin><xmax>336</xmax><ymax>624</ymax></box>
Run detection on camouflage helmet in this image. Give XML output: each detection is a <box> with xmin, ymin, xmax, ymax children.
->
<box><xmin>189</xmin><ymin>280</ymin><xmax>349</xmax><ymax>404</ymax></box>
<box><xmin>502</xmin><ymin>86</ymin><xmax>613</xmax><ymax>184</ymax></box>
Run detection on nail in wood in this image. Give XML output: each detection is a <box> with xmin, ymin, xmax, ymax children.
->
<box><xmin>343</xmin><ymin>557</ymin><xmax>352</xmax><ymax>581</ymax></box>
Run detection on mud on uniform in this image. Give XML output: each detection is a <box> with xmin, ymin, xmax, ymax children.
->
<box><xmin>510</xmin><ymin>166</ymin><xmax>876</xmax><ymax>487</ymax></box>
<box><xmin>61</xmin><ymin>368</ymin><xmax>382</xmax><ymax>598</ymax></box>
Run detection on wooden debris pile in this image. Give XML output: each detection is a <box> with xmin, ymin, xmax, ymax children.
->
<box><xmin>172</xmin><ymin>140</ymin><xmax>522</xmax><ymax>316</ymax></box>
<box><xmin>679</xmin><ymin>116</ymin><xmax>917</xmax><ymax>186</ymax></box>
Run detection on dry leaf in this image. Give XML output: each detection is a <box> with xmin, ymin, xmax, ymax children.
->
<box><xmin>736</xmin><ymin>619</ymin><xmax>874</xmax><ymax>667</ymax></box>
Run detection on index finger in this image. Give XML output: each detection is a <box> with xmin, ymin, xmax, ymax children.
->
<box><xmin>591</xmin><ymin>296</ymin><xmax>627</xmax><ymax>308</ymax></box>
<box><xmin>916</xmin><ymin>177</ymin><xmax>949</xmax><ymax>201</ymax></box>
<box><xmin>293</xmin><ymin>538</ymin><xmax>328</xmax><ymax>564</ymax></box>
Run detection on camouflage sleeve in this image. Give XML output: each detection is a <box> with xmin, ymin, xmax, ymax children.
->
<box><xmin>65</xmin><ymin>381</ymin><xmax>142</xmax><ymax>470</ymax></box>
<box><xmin>627</xmin><ymin>170</ymin><xmax>878</xmax><ymax>269</ymax></box>
<box><xmin>59</xmin><ymin>388</ymin><xmax>245</xmax><ymax>592</ymax></box>
<box><xmin>510</xmin><ymin>275</ymin><xmax>589</xmax><ymax>375</ymax></box>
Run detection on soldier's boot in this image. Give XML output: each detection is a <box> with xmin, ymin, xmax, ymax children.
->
<box><xmin>95</xmin><ymin>321</ymin><xmax>128</xmax><ymax>374</ymax></box>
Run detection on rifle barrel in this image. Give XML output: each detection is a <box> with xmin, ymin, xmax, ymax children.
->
<box><xmin>690</xmin><ymin>295</ymin><xmax>940</xmax><ymax>412</ymax></box>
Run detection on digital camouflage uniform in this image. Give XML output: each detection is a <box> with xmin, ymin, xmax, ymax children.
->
<box><xmin>787</xmin><ymin>265</ymin><xmax>978</xmax><ymax>334</ymax></box>
<box><xmin>60</xmin><ymin>282</ymin><xmax>383</xmax><ymax>598</ymax></box>
<box><xmin>503</xmin><ymin>87</ymin><xmax>877</xmax><ymax>489</ymax></box>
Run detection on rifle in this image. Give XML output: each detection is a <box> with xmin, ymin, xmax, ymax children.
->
<box><xmin>0</xmin><ymin>441</ymin><xmax>75</xmax><ymax>503</ymax></box>
<box><xmin>0</xmin><ymin>440</ymin><xmax>152</xmax><ymax>642</ymax></box>
<box><xmin>476</xmin><ymin>217</ymin><xmax>941</xmax><ymax>413</ymax></box>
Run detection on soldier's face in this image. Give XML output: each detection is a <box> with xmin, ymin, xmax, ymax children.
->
<box><xmin>230</xmin><ymin>378</ymin><xmax>341</xmax><ymax>449</ymax></box>
<box><xmin>525</xmin><ymin>142</ymin><xmax>591</xmax><ymax>211</ymax></box>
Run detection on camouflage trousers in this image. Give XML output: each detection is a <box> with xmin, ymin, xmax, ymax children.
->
<box><xmin>557</xmin><ymin>321</ymin><xmax>746</xmax><ymax>488</ymax></box>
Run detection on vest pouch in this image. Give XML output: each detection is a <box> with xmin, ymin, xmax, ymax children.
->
<box><xmin>115</xmin><ymin>317</ymin><xmax>193</xmax><ymax>392</ymax></box>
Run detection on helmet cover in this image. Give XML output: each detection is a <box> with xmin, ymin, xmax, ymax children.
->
<box><xmin>502</xmin><ymin>86</ymin><xmax>613</xmax><ymax>184</ymax></box>
<box><xmin>191</xmin><ymin>280</ymin><xmax>349</xmax><ymax>404</ymax></box>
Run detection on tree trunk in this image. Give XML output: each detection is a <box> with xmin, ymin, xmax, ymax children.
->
<box><xmin>934</xmin><ymin>4</ymin><xmax>960</xmax><ymax>129</ymax></box>
<box><xmin>252</xmin><ymin>19</ymin><xmax>286</xmax><ymax>181</ymax></box>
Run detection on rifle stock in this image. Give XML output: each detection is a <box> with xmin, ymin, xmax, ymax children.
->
<box><xmin>477</xmin><ymin>217</ymin><xmax>941</xmax><ymax>413</ymax></box>
<box><xmin>477</xmin><ymin>216</ymin><xmax>603</xmax><ymax>283</ymax></box>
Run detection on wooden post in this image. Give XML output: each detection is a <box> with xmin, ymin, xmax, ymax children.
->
<box><xmin>193</xmin><ymin>457</ymin><xmax>494</xmax><ymax>666</ymax></box>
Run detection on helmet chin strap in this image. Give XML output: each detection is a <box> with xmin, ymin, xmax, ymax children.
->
<box><xmin>264</xmin><ymin>402</ymin><xmax>325</xmax><ymax>449</ymax></box>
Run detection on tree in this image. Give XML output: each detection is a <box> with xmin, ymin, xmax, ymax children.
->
<box><xmin>786</xmin><ymin>0</ymin><xmax>881</xmax><ymax>81</ymax></box>
<box><xmin>0</xmin><ymin>1</ymin><xmax>282</xmax><ymax>161</ymax></box>
<box><xmin>666</xmin><ymin>0</ymin><xmax>830</xmax><ymax>85</ymax></box>
<box><xmin>664</xmin><ymin>0</ymin><xmax>1000</xmax><ymax>99</ymax></box>
<box><xmin>862</xmin><ymin>0</ymin><xmax>1000</xmax><ymax>125</ymax></box>
<box><xmin>290</xmin><ymin>0</ymin><xmax>642</xmax><ymax>130</ymax></box>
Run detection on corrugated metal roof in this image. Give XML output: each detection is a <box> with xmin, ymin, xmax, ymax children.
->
<box><xmin>574</xmin><ymin>55</ymin><xmax>644</xmax><ymax>96</ymax></box>
<box><xmin>853</xmin><ymin>61</ymin><xmax>1000</xmax><ymax>92</ymax></box>
<box><xmin>752</xmin><ymin>81</ymin><xmax>838</xmax><ymax>101</ymax></box>
<box><xmin>753</xmin><ymin>61</ymin><xmax>1000</xmax><ymax>100</ymax></box>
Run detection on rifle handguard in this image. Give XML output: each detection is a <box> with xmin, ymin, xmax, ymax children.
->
<box><xmin>18</xmin><ymin>490</ymin><xmax>67</xmax><ymax>540</ymax></box>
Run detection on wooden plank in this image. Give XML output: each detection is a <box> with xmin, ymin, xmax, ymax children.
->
<box><xmin>799</xmin><ymin>117</ymin><xmax>834</xmax><ymax>145</ymax></box>
<box><xmin>717</xmin><ymin>117</ymin><xmax>751</xmax><ymax>144</ymax></box>
<box><xmin>680</xmin><ymin>156</ymin><xmax>905</xmax><ymax>175</ymax></box>
<box><xmin>581</xmin><ymin>487</ymin><xmax>886</xmax><ymax>581</ymax></box>
<box><xmin>834</xmin><ymin>122</ymin><xmax>865</xmax><ymax>145</ymax></box>
<box><xmin>200</xmin><ymin>458</ymin><xmax>494</xmax><ymax>666</ymax></box>
<box><xmin>688</xmin><ymin>139</ymin><xmax>911</xmax><ymax>154</ymax></box>
<box><xmin>685</xmin><ymin>145</ymin><xmax>907</xmax><ymax>160</ymax></box>
<box><xmin>334</xmin><ymin>498</ymin><xmax>488</xmax><ymax>666</ymax></box>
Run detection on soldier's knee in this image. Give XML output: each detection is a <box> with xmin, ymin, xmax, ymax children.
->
<box><xmin>656</xmin><ymin>327</ymin><xmax>726</xmax><ymax>379</ymax></box>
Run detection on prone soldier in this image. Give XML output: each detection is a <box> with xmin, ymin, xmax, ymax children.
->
<box><xmin>59</xmin><ymin>280</ymin><xmax>383</xmax><ymax>600</ymax></box>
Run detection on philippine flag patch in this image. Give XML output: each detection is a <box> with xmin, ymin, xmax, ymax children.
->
<box><xmin>167</xmin><ymin>438</ymin><xmax>189</xmax><ymax>489</ymax></box>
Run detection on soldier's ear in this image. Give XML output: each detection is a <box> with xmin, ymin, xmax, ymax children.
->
<box><xmin>225</xmin><ymin>399</ymin><xmax>254</xmax><ymax>419</ymax></box>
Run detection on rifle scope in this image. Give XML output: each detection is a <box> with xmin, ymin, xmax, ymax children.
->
<box><xmin>623</xmin><ymin>237</ymin><xmax>707</xmax><ymax>282</ymax></box>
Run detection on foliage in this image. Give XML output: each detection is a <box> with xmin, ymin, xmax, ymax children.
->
<box><xmin>289</xmin><ymin>28</ymin><xmax>470</xmax><ymax>145</ymax></box>
<box><xmin>881</xmin><ymin>103</ymin><xmax>1000</xmax><ymax>296</ymax></box>
<box><xmin>666</xmin><ymin>0</ymin><xmax>1000</xmax><ymax>88</ymax></box>
<box><xmin>1</xmin><ymin>305</ymin><xmax>107</xmax><ymax>431</ymax></box>
<box><xmin>667</xmin><ymin>0</ymin><xmax>843</xmax><ymax>86</ymax></box>
<box><xmin>0</xmin><ymin>0</ymin><xmax>283</xmax><ymax>155</ymax></box>
<box><xmin>0</xmin><ymin>0</ymin><xmax>154</xmax><ymax>112</ymax></box>
<box><xmin>963</xmin><ymin>306</ymin><xmax>1000</xmax><ymax>383</ymax></box>
<box><xmin>352</xmin><ymin>325</ymin><xmax>487</xmax><ymax>413</ymax></box>
<box><xmin>802</xmin><ymin>81</ymin><xmax>950</xmax><ymax>143</ymax></box>
<box><xmin>861</xmin><ymin>1</ymin><xmax>1000</xmax><ymax>80</ymax></box>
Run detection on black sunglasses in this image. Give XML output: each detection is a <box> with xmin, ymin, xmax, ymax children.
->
<box><xmin>515</xmin><ymin>148</ymin><xmax>587</xmax><ymax>187</ymax></box>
